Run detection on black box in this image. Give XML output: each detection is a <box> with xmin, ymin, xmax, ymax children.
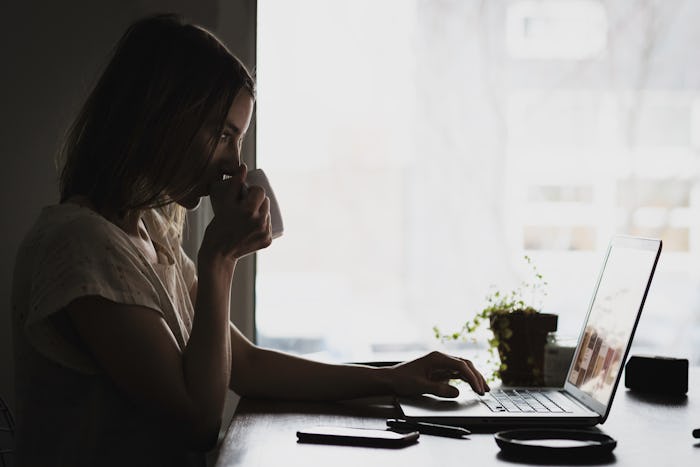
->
<box><xmin>624</xmin><ymin>355</ymin><xmax>688</xmax><ymax>395</ymax></box>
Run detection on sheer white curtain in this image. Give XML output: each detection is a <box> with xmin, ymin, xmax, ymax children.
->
<box><xmin>256</xmin><ymin>0</ymin><xmax>700</xmax><ymax>364</ymax></box>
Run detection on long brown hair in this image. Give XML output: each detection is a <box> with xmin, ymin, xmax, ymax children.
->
<box><xmin>58</xmin><ymin>13</ymin><xmax>255</xmax><ymax>237</ymax></box>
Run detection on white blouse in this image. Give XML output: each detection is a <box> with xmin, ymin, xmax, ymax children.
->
<box><xmin>11</xmin><ymin>203</ymin><xmax>204</xmax><ymax>466</ymax></box>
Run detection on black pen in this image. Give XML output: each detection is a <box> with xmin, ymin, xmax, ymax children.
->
<box><xmin>387</xmin><ymin>419</ymin><xmax>471</xmax><ymax>438</ymax></box>
<box><xmin>693</xmin><ymin>428</ymin><xmax>700</xmax><ymax>439</ymax></box>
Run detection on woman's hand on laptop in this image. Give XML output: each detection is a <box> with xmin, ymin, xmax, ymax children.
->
<box><xmin>389</xmin><ymin>351</ymin><xmax>489</xmax><ymax>397</ymax></box>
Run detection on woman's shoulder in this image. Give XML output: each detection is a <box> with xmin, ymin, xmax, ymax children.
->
<box><xmin>20</xmin><ymin>203</ymin><xmax>130</xmax><ymax>259</ymax></box>
<box><xmin>40</xmin><ymin>203</ymin><xmax>119</xmax><ymax>237</ymax></box>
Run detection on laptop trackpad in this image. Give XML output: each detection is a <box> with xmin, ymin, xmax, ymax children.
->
<box><xmin>399</xmin><ymin>394</ymin><xmax>483</xmax><ymax>415</ymax></box>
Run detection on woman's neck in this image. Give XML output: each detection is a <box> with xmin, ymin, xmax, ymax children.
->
<box><xmin>112</xmin><ymin>210</ymin><xmax>142</xmax><ymax>237</ymax></box>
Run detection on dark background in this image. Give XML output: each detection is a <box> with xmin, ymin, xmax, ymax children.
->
<box><xmin>0</xmin><ymin>0</ymin><xmax>256</xmax><ymax>414</ymax></box>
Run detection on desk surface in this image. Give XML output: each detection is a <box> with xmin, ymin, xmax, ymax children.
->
<box><xmin>216</xmin><ymin>370</ymin><xmax>700</xmax><ymax>466</ymax></box>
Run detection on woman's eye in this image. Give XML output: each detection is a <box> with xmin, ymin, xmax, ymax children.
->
<box><xmin>219</xmin><ymin>133</ymin><xmax>232</xmax><ymax>142</ymax></box>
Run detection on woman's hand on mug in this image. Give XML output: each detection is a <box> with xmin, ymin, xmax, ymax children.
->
<box><xmin>203</xmin><ymin>163</ymin><xmax>272</xmax><ymax>261</ymax></box>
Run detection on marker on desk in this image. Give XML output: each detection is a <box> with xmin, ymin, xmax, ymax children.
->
<box><xmin>387</xmin><ymin>419</ymin><xmax>471</xmax><ymax>438</ymax></box>
<box><xmin>693</xmin><ymin>428</ymin><xmax>700</xmax><ymax>439</ymax></box>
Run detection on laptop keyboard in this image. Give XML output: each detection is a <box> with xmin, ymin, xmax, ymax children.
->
<box><xmin>479</xmin><ymin>389</ymin><xmax>573</xmax><ymax>413</ymax></box>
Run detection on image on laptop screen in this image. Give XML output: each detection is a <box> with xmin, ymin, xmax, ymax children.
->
<box><xmin>567</xmin><ymin>242</ymin><xmax>659</xmax><ymax>406</ymax></box>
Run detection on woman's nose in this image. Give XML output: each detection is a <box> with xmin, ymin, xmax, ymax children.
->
<box><xmin>232</xmin><ymin>151</ymin><xmax>243</xmax><ymax>171</ymax></box>
<box><xmin>220</xmin><ymin>149</ymin><xmax>241</xmax><ymax>171</ymax></box>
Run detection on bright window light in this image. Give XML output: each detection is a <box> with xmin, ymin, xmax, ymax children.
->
<box><xmin>256</xmin><ymin>0</ymin><xmax>700</xmax><ymax>366</ymax></box>
<box><xmin>506</xmin><ymin>0</ymin><xmax>607</xmax><ymax>60</ymax></box>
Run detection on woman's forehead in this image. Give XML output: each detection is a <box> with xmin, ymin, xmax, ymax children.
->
<box><xmin>225</xmin><ymin>91</ymin><xmax>255</xmax><ymax>132</ymax></box>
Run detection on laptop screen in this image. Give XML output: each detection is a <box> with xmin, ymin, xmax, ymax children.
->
<box><xmin>566</xmin><ymin>237</ymin><xmax>660</xmax><ymax>408</ymax></box>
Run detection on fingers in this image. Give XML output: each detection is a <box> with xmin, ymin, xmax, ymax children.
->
<box><xmin>241</xmin><ymin>185</ymin><xmax>267</xmax><ymax>212</ymax></box>
<box><xmin>427</xmin><ymin>382</ymin><xmax>460</xmax><ymax>399</ymax></box>
<box><xmin>428</xmin><ymin>352</ymin><xmax>487</xmax><ymax>395</ymax></box>
<box><xmin>428</xmin><ymin>368</ymin><xmax>461</xmax><ymax>381</ymax></box>
<box><xmin>207</xmin><ymin>171</ymin><xmax>273</xmax><ymax>258</ymax></box>
<box><xmin>463</xmin><ymin>358</ymin><xmax>490</xmax><ymax>392</ymax></box>
<box><xmin>211</xmin><ymin>176</ymin><xmax>268</xmax><ymax>223</ymax></box>
<box><xmin>251</xmin><ymin>198</ymin><xmax>272</xmax><ymax>237</ymax></box>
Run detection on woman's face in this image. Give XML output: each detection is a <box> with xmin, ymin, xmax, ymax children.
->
<box><xmin>177</xmin><ymin>90</ymin><xmax>255</xmax><ymax>210</ymax></box>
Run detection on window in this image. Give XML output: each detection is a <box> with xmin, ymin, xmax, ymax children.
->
<box><xmin>506</xmin><ymin>0</ymin><xmax>607</xmax><ymax>60</ymax></box>
<box><xmin>255</xmin><ymin>0</ymin><xmax>700</xmax><ymax>366</ymax></box>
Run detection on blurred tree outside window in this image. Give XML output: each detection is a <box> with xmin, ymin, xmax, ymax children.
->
<box><xmin>255</xmin><ymin>0</ymin><xmax>700</xmax><ymax>365</ymax></box>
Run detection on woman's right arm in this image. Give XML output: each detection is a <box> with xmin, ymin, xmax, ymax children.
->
<box><xmin>66</xmin><ymin>170</ymin><xmax>271</xmax><ymax>451</ymax></box>
<box><xmin>66</xmin><ymin>253</ymin><xmax>235</xmax><ymax>451</ymax></box>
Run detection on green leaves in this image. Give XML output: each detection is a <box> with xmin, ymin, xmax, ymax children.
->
<box><xmin>432</xmin><ymin>255</ymin><xmax>548</xmax><ymax>383</ymax></box>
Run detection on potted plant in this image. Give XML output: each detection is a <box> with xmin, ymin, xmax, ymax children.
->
<box><xmin>434</xmin><ymin>256</ymin><xmax>557</xmax><ymax>386</ymax></box>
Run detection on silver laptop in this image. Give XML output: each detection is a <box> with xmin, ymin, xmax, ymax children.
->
<box><xmin>397</xmin><ymin>235</ymin><xmax>662</xmax><ymax>428</ymax></box>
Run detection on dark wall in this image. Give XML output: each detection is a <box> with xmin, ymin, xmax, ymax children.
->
<box><xmin>0</xmin><ymin>0</ymin><xmax>255</xmax><ymax>413</ymax></box>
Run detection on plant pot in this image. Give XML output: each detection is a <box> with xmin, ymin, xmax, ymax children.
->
<box><xmin>490</xmin><ymin>312</ymin><xmax>558</xmax><ymax>386</ymax></box>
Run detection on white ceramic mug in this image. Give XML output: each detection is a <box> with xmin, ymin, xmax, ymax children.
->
<box><xmin>245</xmin><ymin>168</ymin><xmax>284</xmax><ymax>239</ymax></box>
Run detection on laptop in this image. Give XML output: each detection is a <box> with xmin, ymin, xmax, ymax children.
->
<box><xmin>397</xmin><ymin>235</ymin><xmax>662</xmax><ymax>428</ymax></box>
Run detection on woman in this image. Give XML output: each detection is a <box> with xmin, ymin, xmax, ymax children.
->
<box><xmin>11</xmin><ymin>14</ymin><xmax>488</xmax><ymax>466</ymax></box>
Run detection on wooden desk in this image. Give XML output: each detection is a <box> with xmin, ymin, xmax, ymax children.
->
<box><xmin>216</xmin><ymin>370</ymin><xmax>700</xmax><ymax>466</ymax></box>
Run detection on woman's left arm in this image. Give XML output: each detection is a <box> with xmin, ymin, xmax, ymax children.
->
<box><xmin>230</xmin><ymin>324</ymin><xmax>488</xmax><ymax>400</ymax></box>
<box><xmin>189</xmin><ymin>280</ymin><xmax>488</xmax><ymax>401</ymax></box>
